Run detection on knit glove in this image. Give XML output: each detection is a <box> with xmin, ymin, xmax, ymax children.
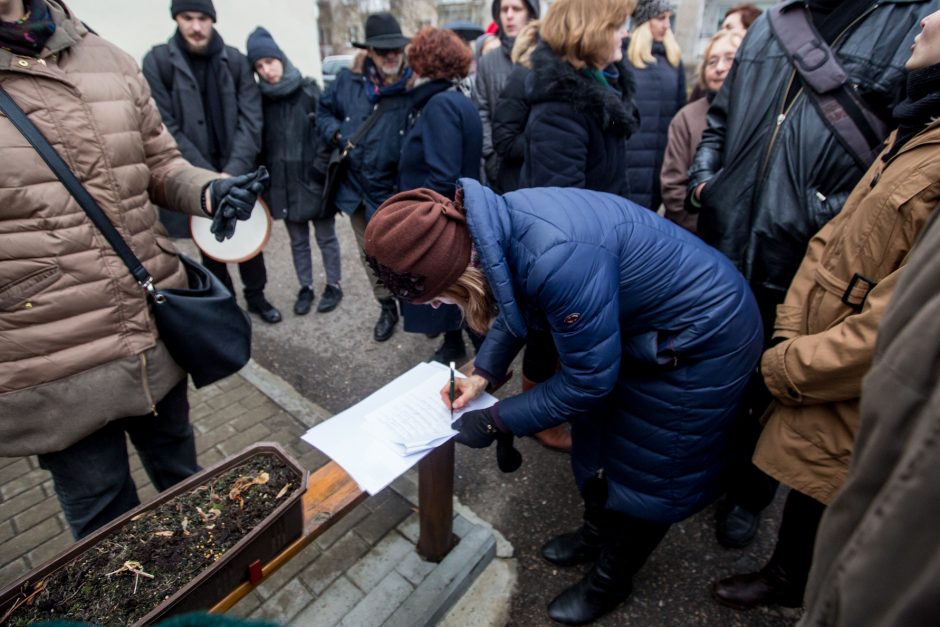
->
<box><xmin>208</xmin><ymin>167</ymin><xmax>269</xmax><ymax>241</ymax></box>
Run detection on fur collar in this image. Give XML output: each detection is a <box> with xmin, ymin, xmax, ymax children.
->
<box><xmin>527</xmin><ymin>43</ymin><xmax>638</xmax><ymax>138</ymax></box>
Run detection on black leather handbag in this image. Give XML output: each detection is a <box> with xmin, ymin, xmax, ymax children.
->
<box><xmin>320</xmin><ymin>99</ymin><xmax>390</xmax><ymax>209</ymax></box>
<box><xmin>0</xmin><ymin>86</ymin><xmax>251</xmax><ymax>388</ymax></box>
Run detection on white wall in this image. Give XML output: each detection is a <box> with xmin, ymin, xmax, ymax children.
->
<box><xmin>66</xmin><ymin>0</ymin><xmax>323</xmax><ymax>81</ymax></box>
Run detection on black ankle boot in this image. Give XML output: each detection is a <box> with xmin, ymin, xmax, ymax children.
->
<box><xmin>374</xmin><ymin>298</ymin><xmax>399</xmax><ymax>342</ymax></box>
<box><xmin>543</xmin><ymin>474</ymin><xmax>608</xmax><ymax>567</ymax></box>
<box><xmin>547</xmin><ymin>542</ymin><xmax>634</xmax><ymax>625</ymax></box>
<box><xmin>541</xmin><ymin>518</ymin><xmax>605</xmax><ymax>567</ymax></box>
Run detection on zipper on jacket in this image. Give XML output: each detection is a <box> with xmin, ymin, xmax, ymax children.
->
<box><xmin>140</xmin><ymin>352</ymin><xmax>158</xmax><ymax>416</ymax></box>
<box><xmin>755</xmin><ymin>4</ymin><xmax>880</xmax><ymax>188</ymax></box>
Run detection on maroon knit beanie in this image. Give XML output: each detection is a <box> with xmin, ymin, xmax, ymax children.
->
<box><xmin>364</xmin><ymin>188</ymin><xmax>472</xmax><ymax>304</ymax></box>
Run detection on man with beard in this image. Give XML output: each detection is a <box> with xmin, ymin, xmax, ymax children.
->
<box><xmin>143</xmin><ymin>0</ymin><xmax>282</xmax><ymax>324</ymax></box>
<box><xmin>316</xmin><ymin>12</ymin><xmax>413</xmax><ymax>342</ymax></box>
<box><xmin>473</xmin><ymin>0</ymin><xmax>539</xmax><ymax>191</ymax></box>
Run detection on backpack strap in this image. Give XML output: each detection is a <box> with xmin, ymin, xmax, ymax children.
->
<box><xmin>767</xmin><ymin>3</ymin><xmax>888</xmax><ymax>168</ymax></box>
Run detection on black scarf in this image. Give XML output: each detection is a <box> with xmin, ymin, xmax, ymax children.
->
<box><xmin>885</xmin><ymin>64</ymin><xmax>940</xmax><ymax>160</ymax></box>
<box><xmin>0</xmin><ymin>0</ymin><xmax>55</xmax><ymax>56</ymax></box>
<box><xmin>258</xmin><ymin>59</ymin><xmax>304</xmax><ymax>99</ymax></box>
<box><xmin>176</xmin><ymin>29</ymin><xmax>228</xmax><ymax>171</ymax></box>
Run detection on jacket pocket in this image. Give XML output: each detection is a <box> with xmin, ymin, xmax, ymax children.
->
<box><xmin>0</xmin><ymin>262</ymin><xmax>61</xmax><ymax>311</ymax></box>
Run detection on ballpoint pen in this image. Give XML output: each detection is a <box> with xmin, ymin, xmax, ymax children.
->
<box><xmin>449</xmin><ymin>361</ymin><xmax>456</xmax><ymax>423</ymax></box>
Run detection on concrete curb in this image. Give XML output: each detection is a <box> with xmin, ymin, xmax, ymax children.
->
<box><xmin>235</xmin><ymin>361</ymin><xmax>513</xmax><ymax>626</ymax></box>
<box><xmin>240</xmin><ymin>359</ymin><xmax>331</xmax><ymax>428</ymax></box>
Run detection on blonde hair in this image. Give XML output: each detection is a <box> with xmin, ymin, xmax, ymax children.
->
<box><xmin>696</xmin><ymin>28</ymin><xmax>744</xmax><ymax>88</ymax></box>
<box><xmin>438</xmin><ymin>265</ymin><xmax>495</xmax><ymax>336</ymax></box>
<box><xmin>511</xmin><ymin>19</ymin><xmax>541</xmax><ymax>68</ymax></box>
<box><xmin>627</xmin><ymin>20</ymin><xmax>682</xmax><ymax>69</ymax></box>
<box><xmin>539</xmin><ymin>0</ymin><xmax>636</xmax><ymax>69</ymax></box>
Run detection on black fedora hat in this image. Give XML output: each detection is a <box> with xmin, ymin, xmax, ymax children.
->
<box><xmin>353</xmin><ymin>12</ymin><xmax>411</xmax><ymax>50</ymax></box>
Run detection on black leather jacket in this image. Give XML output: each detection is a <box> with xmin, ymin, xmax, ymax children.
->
<box><xmin>688</xmin><ymin>0</ymin><xmax>939</xmax><ymax>293</ymax></box>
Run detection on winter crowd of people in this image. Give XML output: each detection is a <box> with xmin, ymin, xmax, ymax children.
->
<box><xmin>1</xmin><ymin>0</ymin><xmax>940</xmax><ymax>624</ymax></box>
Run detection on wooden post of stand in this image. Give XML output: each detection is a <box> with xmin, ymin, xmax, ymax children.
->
<box><xmin>416</xmin><ymin>439</ymin><xmax>457</xmax><ymax>562</ymax></box>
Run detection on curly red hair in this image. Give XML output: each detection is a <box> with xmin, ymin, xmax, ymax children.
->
<box><xmin>407</xmin><ymin>27</ymin><xmax>473</xmax><ymax>80</ymax></box>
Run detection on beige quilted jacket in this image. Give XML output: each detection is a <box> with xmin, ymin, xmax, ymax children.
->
<box><xmin>0</xmin><ymin>1</ymin><xmax>217</xmax><ymax>455</ymax></box>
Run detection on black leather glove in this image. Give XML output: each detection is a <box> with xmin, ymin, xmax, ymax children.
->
<box><xmin>453</xmin><ymin>407</ymin><xmax>502</xmax><ymax>448</ymax></box>
<box><xmin>208</xmin><ymin>166</ymin><xmax>270</xmax><ymax>241</ymax></box>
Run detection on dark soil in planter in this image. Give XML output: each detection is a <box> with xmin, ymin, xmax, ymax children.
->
<box><xmin>2</xmin><ymin>453</ymin><xmax>298</xmax><ymax>626</ymax></box>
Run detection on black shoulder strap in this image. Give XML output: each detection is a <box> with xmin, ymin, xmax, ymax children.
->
<box><xmin>341</xmin><ymin>97</ymin><xmax>390</xmax><ymax>156</ymax></box>
<box><xmin>0</xmin><ymin>85</ymin><xmax>153</xmax><ymax>288</ymax></box>
<box><xmin>767</xmin><ymin>3</ymin><xmax>888</xmax><ymax>168</ymax></box>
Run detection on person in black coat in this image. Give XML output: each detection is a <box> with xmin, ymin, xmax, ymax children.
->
<box><xmin>143</xmin><ymin>0</ymin><xmax>281</xmax><ymax>324</ymax></box>
<box><xmin>490</xmin><ymin>20</ymin><xmax>539</xmax><ymax>193</ymax></box>
<box><xmin>248</xmin><ymin>27</ymin><xmax>343</xmax><ymax>316</ymax></box>
<box><xmin>520</xmin><ymin>8</ymin><xmax>639</xmax><ymax>194</ymax></box>
<box><xmin>513</xmin><ymin>0</ymin><xmax>639</xmax><ymax>453</ymax></box>
<box><xmin>398</xmin><ymin>27</ymin><xmax>483</xmax><ymax>364</ymax></box>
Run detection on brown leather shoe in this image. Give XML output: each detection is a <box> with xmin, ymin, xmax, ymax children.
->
<box><xmin>533</xmin><ymin>424</ymin><xmax>572</xmax><ymax>452</ymax></box>
<box><xmin>711</xmin><ymin>569</ymin><xmax>802</xmax><ymax>610</ymax></box>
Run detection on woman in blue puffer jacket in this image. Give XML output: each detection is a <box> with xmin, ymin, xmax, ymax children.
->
<box><xmin>363</xmin><ymin>180</ymin><xmax>763</xmax><ymax>625</ymax></box>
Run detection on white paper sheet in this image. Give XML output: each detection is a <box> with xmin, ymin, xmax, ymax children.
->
<box><xmin>301</xmin><ymin>362</ymin><xmax>497</xmax><ymax>494</ymax></box>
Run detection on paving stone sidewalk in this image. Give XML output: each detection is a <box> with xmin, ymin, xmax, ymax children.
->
<box><xmin>0</xmin><ymin>362</ymin><xmax>498</xmax><ymax>626</ymax></box>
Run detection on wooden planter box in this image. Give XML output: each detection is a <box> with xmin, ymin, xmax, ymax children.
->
<box><xmin>0</xmin><ymin>442</ymin><xmax>307</xmax><ymax>626</ymax></box>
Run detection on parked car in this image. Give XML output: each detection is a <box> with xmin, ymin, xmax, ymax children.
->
<box><xmin>322</xmin><ymin>54</ymin><xmax>355</xmax><ymax>87</ymax></box>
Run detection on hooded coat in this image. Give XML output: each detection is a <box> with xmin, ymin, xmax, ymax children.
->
<box><xmin>520</xmin><ymin>43</ymin><xmax>639</xmax><ymax>195</ymax></box>
<box><xmin>463</xmin><ymin>179</ymin><xmax>763</xmax><ymax>522</ymax></box>
<box><xmin>0</xmin><ymin>1</ymin><xmax>217</xmax><ymax>455</ymax></box>
<box><xmin>472</xmin><ymin>0</ymin><xmax>539</xmax><ymax>187</ymax></box>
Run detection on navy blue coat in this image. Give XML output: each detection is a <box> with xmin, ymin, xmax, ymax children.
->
<box><xmin>399</xmin><ymin>80</ymin><xmax>483</xmax><ymax>197</ymax></box>
<box><xmin>463</xmin><ymin>179</ymin><xmax>763</xmax><ymax>523</ymax></box>
<box><xmin>398</xmin><ymin>79</ymin><xmax>483</xmax><ymax>334</ymax></box>
<box><xmin>624</xmin><ymin>42</ymin><xmax>686</xmax><ymax>211</ymax></box>
<box><xmin>316</xmin><ymin>67</ymin><xmax>412</xmax><ymax>219</ymax></box>
<box><xmin>520</xmin><ymin>44</ymin><xmax>639</xmax><ymax>195</ymax></box>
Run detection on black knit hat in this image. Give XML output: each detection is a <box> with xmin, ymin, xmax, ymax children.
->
<box><xmin>171</xmin><ymin>0</ymin><xmax>216</xmax><ymax>22</ymax></box>
<box><xmin>246</xmin><ymin>27</ymin><xmax>285</xmax><ymax>66</ymax></box>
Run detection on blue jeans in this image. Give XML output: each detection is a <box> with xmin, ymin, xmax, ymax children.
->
<box><xmin>37</xmin><ymin>379</ymin><xmax>199</xmax><ymax>539</ymax></box>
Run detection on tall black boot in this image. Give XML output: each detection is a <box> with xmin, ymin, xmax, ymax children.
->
<box><xmin>542</xmin><ymin>474</ymin><xmax>607</xmax><ymax>567</ymax></box>
<box><xmin>547</xmin><ymin>513</ymin><xmax>669</xmax><ymax>625</ymax></box>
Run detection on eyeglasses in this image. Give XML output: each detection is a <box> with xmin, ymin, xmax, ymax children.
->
<box><xmin>372</xmin><ymin>48</ymin><xmax>403</xmax><ymax>57</ymax></box>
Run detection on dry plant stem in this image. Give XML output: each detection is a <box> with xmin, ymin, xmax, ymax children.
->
<box><xmin>105</xmin><ymin>561</ymin><xmax>154</xmax><ymax>594</ymax></box>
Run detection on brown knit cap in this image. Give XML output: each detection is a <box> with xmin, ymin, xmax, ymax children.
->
<box><xmin>364</xmin><ymin>188</ymin><xmax>472</xmax><ymax>304</ymax></box>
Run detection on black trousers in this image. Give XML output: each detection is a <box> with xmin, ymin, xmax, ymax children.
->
<box><xmin>767</xmin><ymin>489</ymin><xmax>826</xmax><ymax>596</ymax></box>
<box><xmin>723</xmin><ymin>284</ymin><xmax>784</xmax><ymax>513</ymax></box>
<box><xmin>201</xmin><ymin>251</ymin><xmax>267</xmax><ymax>304</ymax></box>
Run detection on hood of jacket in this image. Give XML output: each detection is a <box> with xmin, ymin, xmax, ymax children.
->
<box><xmin>526</xmin><ymin>43</ymin><xmax>638</xmax><ymax>138</ymax></box>
<box><xmin>491</xmin><ymin>0</ymin><xmax>540</xmax><ymax>34</ymax></box>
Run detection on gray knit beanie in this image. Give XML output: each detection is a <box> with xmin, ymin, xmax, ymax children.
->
<box><xmin>631</xmin><ymin>0</ymin><xmax>673</xmax><ymax>27</ymax></box>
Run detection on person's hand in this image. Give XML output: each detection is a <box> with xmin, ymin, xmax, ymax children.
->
<box><xmin>694</xmin><ymin>182</ymin><xmax>706</xmax><ymax>199</ymax></box>
<box><xmin>208</xmin><ymin>167</ymin><xmax>270</xmax><ymax>241</ymax></box>
<box><xmin>452</xmin><ymin>407</ymin><xmax>502</xmax><ymax>448</ymax></box>
<box><xmin>440</xmin><ymin>374</ymin><xmax>488</xmax><ymax>411</ymax></box>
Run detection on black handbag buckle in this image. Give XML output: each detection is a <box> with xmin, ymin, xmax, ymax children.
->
<box><xmin>841</xmin><ymin>273</ymin><xmax>877</xmax><ymax>311</ymax></box>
